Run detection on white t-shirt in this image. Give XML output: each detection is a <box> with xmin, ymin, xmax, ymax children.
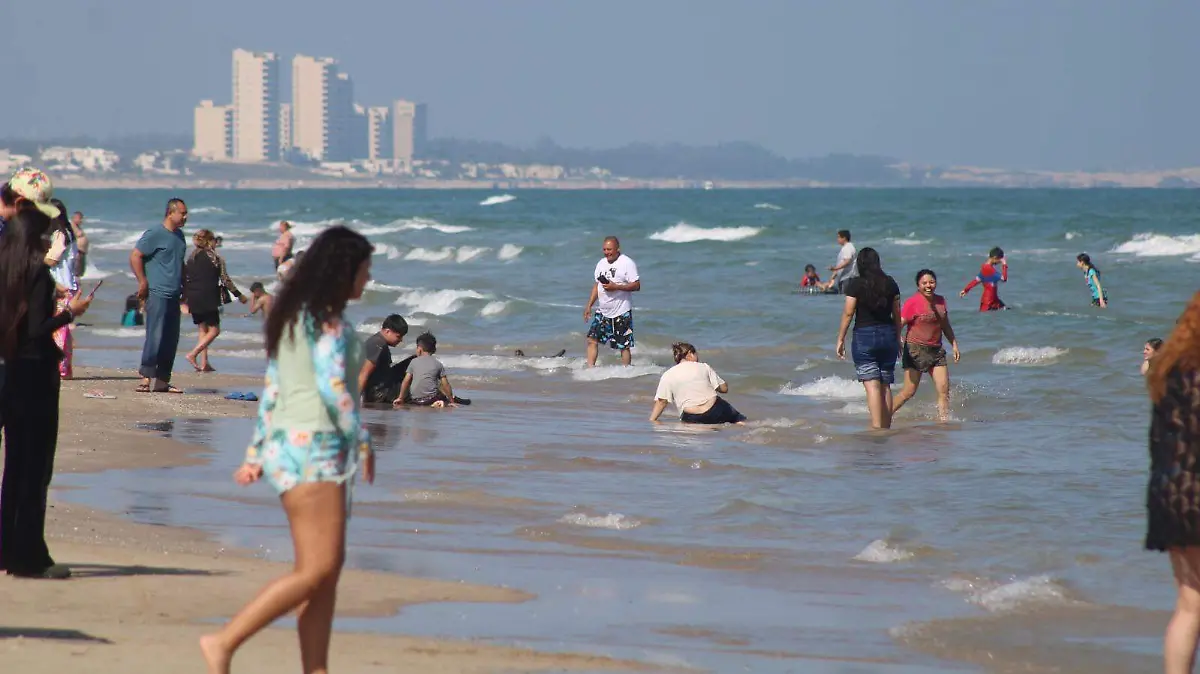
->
<box><xmin>654</xmin><ymin>361</ymin><xmax>725</xmax><ymax>415</ymax></box>
<box><xmin>593</xmin><ymin>254</ymin><xmax>640</xmax><ymax>318</ymax></box>
<box><xmin>834</xmin><ymin>242</ymin><xmax>858</xmax><ymax>284</ymax></box>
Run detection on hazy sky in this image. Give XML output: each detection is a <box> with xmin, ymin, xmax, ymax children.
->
<box><xmin>4</xmin><ymin>1</ymin><xmax>1197</xmax><ymax>169</ymax></box>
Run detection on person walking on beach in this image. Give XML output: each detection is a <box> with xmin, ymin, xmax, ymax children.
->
<box><xmin>0</xmin><ymin>207</ymin><xmax>92</xmax><ymax>579</ymax></box>
<box><xmin>584</xmin><ymin>236</ymin><xmax>640</xmax><ymax>367</ymax></box>
<box><xmin>272</xmin><ymin>220</ymin><xmax>295</xmax><ymax>269</ymax></box>
<box><xmin>1076</xmin><ymin>253</ymin><xmax>1108</xmax><ymax>308</ymax></box>
<box><xmin>183</xmin><ymin>229</ymin><xmax>247</xmax><ymax>373</ymax></box>
<box><xmin>835</xmin><ymin>248</ymin><xmax>902</xmax><ymax>429</ymax></box>
<box><xmin>130</xmin><ymin>199</ymin><xmax>188</xmax><ymax>393</ymax></box>
<box><xmin>820</xmin><ymin>229</ymin><xmax>858</xmax><ymax>293</ymax></box>
<box><xmin>200</xmin><ymin>226</ymin><xmax>375</xmax><ymax>674</ymax></box>
<box><xmin>649</xmin><ymin>342</ymin><xmax>747</xmax><ymax>424</ymax></box>
<box><xmin>1144</xmin><ymin>291</ymin><xmax>1200</xmax><ymax>674</ymax></box>
<box><xmin>891</xmin><ymin>269</ymin><xmax>961</xmax><ymax>422</ymax></box>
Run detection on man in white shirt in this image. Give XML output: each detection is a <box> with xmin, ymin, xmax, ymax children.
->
<box><xmin>583</xmin><ymin>236</ymin><xmax>641</xmax><ymax>366</ymax></box>
<box><xmin>822</xmin><ymin>229</ymin><xmax>858</xmax><ymax>293</ymax></box>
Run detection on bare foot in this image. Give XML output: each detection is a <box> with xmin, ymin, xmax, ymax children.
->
<box><xmin>199</xmin><ymin>634</ymin><xmax>231</xmax><ymax>674</ymax></box>
<box><xmin>186</xmin><ymin>352</ymin><xmax>202</xmax><ymax>372</ymax></box>
<box><xmin>202</xmin><ymin>365</ymin><xmax>216</xmax><ymax>373</ymax></box>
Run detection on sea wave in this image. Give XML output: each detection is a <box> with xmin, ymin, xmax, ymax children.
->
<box><xmin>480</xmin><ymin>194</ymin><xmax>516</xmax><ymax>206</ymax></box>
<box><xmin>1111</xmin><ymin>232</ymin><xmax>1200</xmax><ymax>257</ymax></box>
<box><xmin>83</xmin><ymin>263</ymin><xmax>113</xmax><ymax>279</ymax></box>
<box><xmin>365</xmin><ymin>280</ymin><xmax>409</xmax><ymax>292</ymax></box>
<box><xmin>403</xmin><ymin>247</ymin><xmax>455</xmax><ymax>262</ymax></box>
<box><xmin>395</xmin><ymin>289</ymin><xmax>486</xmax><ymax>315</ymax></box>
<box><xmin>940</xmin><ymin>574</ymin><xmax>1074</xmax><ymax>613</ymax></box>
<box><xmin>885</xmin><ymin>237</ymin><xmax>933</xmax><ymax>247</ymax></box>
<box><xmin>85</xmin><ymin>327</ymin><xmax>144</xmax><ymax>339</ymax></box>
<box><xmin>991</xmin><ymin>346</ymin><xmax>1068</xmax><ymax>366</ymax></box>
<box><xmin>1065</xmin><ymin>231</ymin><xmax>1080</xmax><ymax>240</ymax></box>
<box><xmin>854</xmin><ymin>539</ymin><xmax>915</xmax><ymax>563</ymax></box>
<box><xmin>190</xmin><ymin>206</ymin><xmax>229</xmax><ymax>215</ymax></box>
<box><xmin>480</xmin><ymin>301</ymin><xmax>508</xmax><ymax>317</ymax></box>
<box><xmin>836</xmin><ymin>402</ymin><xmax>870</xmax><ymax>415</ymax></box>
<box><xmin>648</xmin><ymin>222</ymin><xmax>762</xmax><ymax>243</ymax></box>
<box><xmin>497</xmin><ymin>243</ymin><xmax>524</xmax><ymax>261</ymax></box>
<box><xmin>455</xmin><ymin>246</ymin><xmax>490</xmax><ymax>263</ymax></box>
<box><xmin>753</xmin><ymin>203</ymin><xmax>783</xmax><ymax>210</ymax></box>
<box><xmin>92</xmin><ymin>233</ymin><xmax>143</xmax><ymax>250</ymax></box>
<box><xmin>373</xmin><ymin>244</ymin><xmax>403</xmax><ymax>260</ymax></box>
<box><xmin>570</xmin><ymin>364</ymin><xmax>664</xmax><ymax>381</ymax></box>
<box><xmin>558</xmin><ymin>512</ymin><xmax>642</xmax><ymax>530</ymax></box>
<box><xmin>779</xmin><ymin>376</ymin><xmax>862</xmax><ymax>399</ymax></box>
<box><xmin>388</xmin><ymin>217</ymin><xmax>473</xmax><ymax>234</ymax></box>
<box><xmin>438</xmin><ymin>354</ymin><xmax>574</xmax><ymax>372</ymax></box>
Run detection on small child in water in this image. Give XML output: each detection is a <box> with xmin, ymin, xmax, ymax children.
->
<box><xmin>1142</xmin><ymin>337</ymin><xmax>1163</xmax><ymax>376</ymax></box>
<box><xmin>121</xmin><ymin>294</ymin><xmax>144</xmax><ymax>327</ymax></box>
<box><xmin>800</xmin><ymin>264</ymin><xmax>822</xmax><ymax>288</ymax></box>
<box><xmin>1076</xmin><ymin>253</ymin><xmax>1107</xmax><ymax>308</ymax></box>
<box><xmin>960</xmin><ymin>247</ymin><xmax>1008</xmax><ymax>311</ymax></box>
<box><xmin>245</xmin><ymin>282</ymin><xmax>273</xmax><ymax>317</ymax></box>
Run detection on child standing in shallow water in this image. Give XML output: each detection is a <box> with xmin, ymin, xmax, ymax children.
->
<box><xmin>1142</xmin><ymin>337</ymin><xmax>1163</xmax><ymax>376</ymax></box>
<box><xmin>960</xmin><ymin>247</ymin><xmax>1008</xmax><ymax>311</ymax></box>
<box><xmin>1077</xmin><ymin>253</ymin><xmax>1108</xmax><ymax>308</ymax></box>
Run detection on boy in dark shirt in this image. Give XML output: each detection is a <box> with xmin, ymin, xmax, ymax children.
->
<box><xmin>358</xmin><ymin>315</ymin><xmax>410</xmax><ymax>404</ymax></box>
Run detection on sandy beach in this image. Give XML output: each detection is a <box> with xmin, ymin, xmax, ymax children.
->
<box><xmin>0</xmin><ymin>367</ymin><xmax>654</xmax><ymax>673</ymax></box>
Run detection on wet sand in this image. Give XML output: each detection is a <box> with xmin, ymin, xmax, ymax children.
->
<box><xmin>1</xmin><ymin>367</ymin><xmax>653</xmax><ymax>673</ymax></box>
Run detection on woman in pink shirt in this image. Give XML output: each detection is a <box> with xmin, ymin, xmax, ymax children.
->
<box><xmin>271</xmin><ymin>221</ymin><xmax>294</xmax><ymax>270</ymax></box>
<box><xmin>891</xmin><ymin>269</ymin><xmax>960</xmax><ymax>422</ymax></box>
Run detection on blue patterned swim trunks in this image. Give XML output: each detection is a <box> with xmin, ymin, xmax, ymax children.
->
<box><xmin>587</xmin><ymin>310</ymin><xmax>635</xmax><ymax>350</ymax></box>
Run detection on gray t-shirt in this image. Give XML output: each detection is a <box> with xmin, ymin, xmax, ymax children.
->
<box><xmin>136</xmin><ymin>225</ymin><xmax>186</xmax><ymax>298</ymax></box>
<box><xmin>407</xmin><ymin>354</ymin><xmax>445</xmax><ymax>400</ymax></box>
<box><xmin>363</xmin><ymin>333</ymin><xmax>392</xmax><ymax>390</ymax></box>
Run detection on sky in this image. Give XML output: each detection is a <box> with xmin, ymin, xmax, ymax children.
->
<box><xmin>3</xmin><ymin>0</ymin><xmax>1198</xmax><ymax>170</ymax></box>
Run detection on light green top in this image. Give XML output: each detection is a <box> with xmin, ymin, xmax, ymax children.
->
<box><xmin>271</xmin><ymin>322</ymin><xmax>364</xmax><ymax>431</ymax></box>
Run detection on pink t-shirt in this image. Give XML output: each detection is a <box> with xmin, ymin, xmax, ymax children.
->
<box><xmin>901</xmin><ymin>293</ymin><xmax>947</xmax><ymax>346</ymax></box>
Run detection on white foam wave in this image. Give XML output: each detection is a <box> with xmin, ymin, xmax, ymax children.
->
<box><xmin>558</xmin><ymin>513</ymin><xmax>641</xmax><ymax>530</ymax></box>
<box><xmin>373</xmin><ymin>244</ymin><xmax>403</xmax><ymax>260</ymax></box>
<box><xmin>793</xmin><ymin>360</ymin><xmax>818</xmax><ymax>371</ymax></box>
<box><xmin>210</xmin><ymin>349</ymin><xmax>264</xmax><ymax>359</ymax></box>
<box><xmin>885</xmin><ymin>237</ymin><xmax>932</xmax><ymax>247</ymax></box>
<box><xmin>480</xmin><ymin>301</ymin><xmax>508</xmax><ymax>317</ymax></box>
<box><xmin>836</xmin><ymin>402</ymin><xmax>871</xmax><ymax>415</ymax></box>
<box><xmin>1112</xmin><ymin>233</ymin><xmax>1200</xmax><ymax>257</ymax></box>
<box><xmin>753</xmin><ymin>203</ymin><xmax>783</xmax><ymax>210</ymax></box>
<box><xmin>92</xmin><ymin>233</ymin><xmax>143</xmax><ymax>250</ymax></box>
<box><xmin>82</xmin><ymin>263</ymin><xmax>112</xmax><ymax>279</ymax></box>
<box><xmin>365</xmin><ymin>280</ymin><xmax>409</xmax><ymax>292</ymax></box>
<box><xmin>190</xmin><ymin>206</ymin><xmax>229</xmax><ymax>215</ymax></box>
<box><xmin>746</xmin><ymin>418</ymin><xmax>803</xmax><ymax>429</ymax></box>
<box><xmin>217</xmin><ymin>240</ymin><xmax>273</xmax><ymax>251</ymax></box>
<box><xmin>480</xmin><ymin>194</ymin><xmax>516</xmax><ymax>206</ymax></box>
<box><xmin>571</xmin><ymin>364</ymin><xmax>664</xmax><ymax>381</ymax></box>
<box><xmin>438</xmin><ymin>354</ymin><xmax>575</xmax><ymax>372</ymax></box>
<box><xmin>854</xmin><ymin>539</ymin><xmax>915</xmax><ymax>563</ymax></box>
<box><xmin>779</xmin><ymin>376</ymin><xmax>862</xmax><ymax>399</ymax></box>
<box><xmin>284</xmin><ymin>218</ymin><xmax>367</xmax><ymax>236</ymax></box>
<box><xmin>403</xmin><ymin>247</ymin><xmax>455</xmax><ymax>262</ymax></box>
<box><xmin>649</xmin><ymin>222</ymin><xmax>762</xmax><ymax>243</ymax></box>
<box><xmin>940</xmin><ymin>574</ymin><xmax>1070</xmax><ymax>613</ymax></box>
<box><xmin>395</xmin><ymin>289</ymin><xmax>485</xmax><ymax>315</ymax></box>
<box><xmin>84</xmin><ymin>227</ymin><xmax>110</xmax><ymax>235</ymax></box>
<box><xmin>214</xmin><ymin>331</ymin><xmax>264</xmax><ymax>344</ymax></box>
<box><xmin>455</xmin><ymin>246</ymin><xmax>489</xmax><ymax>263</ymax></box>
<box><xmin>1065</xmin><ymin>231</ymin><xmax>1080</xmax><ymax>240</ymax></box>
<box><xmin>86</xmin><ymin>327</ymin><xmax>143</xmax><ymax>339</ymax></box>
<box><xmin>497</xmin><ymin>243</ymin><xmax>523</xmax><ymax>261</ymax></box>
<box><xmin>388</xmin><ymin>218</ymin><xmax>473</xmax><ymax>234</ymax></box>
<box><xmin>991</xmin><ymin>346</ymin><xmax>1068</xmax><ymax>366</ymax></box>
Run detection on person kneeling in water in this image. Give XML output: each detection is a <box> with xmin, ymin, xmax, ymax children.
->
<box><xmin>395</xmin><ymin>333</ymin><xmax>469</xmax><ymax>407</ymax></box>
<box><xmin>359</xmin><ymin>314</ymin><xmax>412</xmax><ymax>404</ymax></box>
<box><xmin>649</xmin><ymin>342</ymin><xmax>746</xmax><ymax>424</ymax></box>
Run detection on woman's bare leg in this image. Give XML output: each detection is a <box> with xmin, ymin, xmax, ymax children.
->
<box><xmin>191</xmin><ymin>324</ymin><xmax>221</xmax><ymax>371</ymax></box>
<box><xmin>930</xmin><ymin>366</ymin><xmax>951</xmax><ymax>422</ymax></box>
<box><xmin>892</xmin><ymin>369</ymin><xmax>921</xmax><ymax>414</ymax></box>
<box><xmin>200</xmin><ymin>483</ymin><xmax>346</xmax><ymax>674</ymax></box>
<box><xmin>1166</xmin><ymin>547</ymin><xmax>1200</xmax><ymax>674</ymax></box>
<box><xmin>187</xmin><ymin>326</ymin><xmax>206</xmax><ymax>372</ymax></box>
<box><xmin>862</xmin><ymin>380</ymin><xmax>889</xmax><ymax>429</ymax></box>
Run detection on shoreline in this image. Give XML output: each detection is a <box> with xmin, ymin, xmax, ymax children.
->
<box><xmin>2</xmin><ymin>367</ymin><xmax>654</xmax><ymax>673</ymax></box>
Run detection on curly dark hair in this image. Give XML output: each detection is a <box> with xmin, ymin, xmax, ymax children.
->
<box><xmin>264</xmin><ymin>225</ymin><xmax>372</xmax><ymax>358</ymax></box>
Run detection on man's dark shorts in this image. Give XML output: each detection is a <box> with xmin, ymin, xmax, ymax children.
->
<box><xmin>587</xmin><ymin>311</ymin><xmax>635</xmax><ymax>350</ymax></box>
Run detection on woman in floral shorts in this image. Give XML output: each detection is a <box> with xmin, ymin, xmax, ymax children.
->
<box><xmin>201</xmin><ymin>226</ymin><xmax>376</xmax><ymax>673</ymax></box>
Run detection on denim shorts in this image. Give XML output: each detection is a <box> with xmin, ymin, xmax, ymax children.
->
<box><xmin>851</xmin><ymin>324</ymin><xmax>899</xmax><ymax>384</ymax></box>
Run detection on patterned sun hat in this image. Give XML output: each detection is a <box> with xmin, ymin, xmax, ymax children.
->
<box><xmin>8</xmin><ymin>167</ymin><xmax>61</xmax><ymax>219</ymax></box>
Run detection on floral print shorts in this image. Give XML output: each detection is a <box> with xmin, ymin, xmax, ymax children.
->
<box><xmin>260</xmin><ymin>429</ymin><xmax>353</xmax><ymax>495</ymax></box>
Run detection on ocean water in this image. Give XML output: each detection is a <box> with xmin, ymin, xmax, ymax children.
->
<box><xmin>57</xmin><ymin>188</ymin><xmax>1200</xmax><ymax>671</ymax></box>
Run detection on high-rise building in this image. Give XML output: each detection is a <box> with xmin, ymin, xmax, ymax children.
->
<box><xmin>392</xmin><ymin>100</ymin><xmax>428</xmax><ymax>171</ymax></box>
<box><xmin>292</xmin><ymin>54</ymin><xmax>362</xmax><ymax>162</ymax></box>
<box><xmin>192</xmin><ymin>100</ymin><xmax>232</xmax><ymax>160</ymax></box>
<box><xmin>231</xmin><ymin>48</ymin><xmax>281</xmax><ymax>162</ymax></box>
<box><xmin>279</xmin><ymin>102</ymin><xmax>292</xmax><ymax>153</ymax></box>
<box><xmin>367</xmin><ymin>106</ymin><xmax>392</xmax><ymax>161</ymax></box>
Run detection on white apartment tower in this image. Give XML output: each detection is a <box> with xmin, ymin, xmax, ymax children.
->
<box><xmin>292</xmin><ymin>55</ymin><xmax>361</xmax><ymax>162</ymax></box>
<box><xmin>279</xmin><ymin>102</ymin><xmax>292</xmax><ymax>153</ymax></box>
<box><xmin>231</xmin><ymin>49</ymin><xmax>281</xmax><ymax>162</ymax></box>
<box><xmin>367</xmin><ymin>106</ymin><xmax>392</xmax><ymax>161</ymax></box>
<box><xmin>192</xmin><ymin>100</ymin><xmax>232</xmax><ymax>160</ymax></box>
<box><xmin>392</xmin><ymin>100</ymin><xmax>428</xmax><ymax>172</ymax></box>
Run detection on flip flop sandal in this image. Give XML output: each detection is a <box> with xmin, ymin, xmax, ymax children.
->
<box><xmin>153</xmin><ymin>385</ymin><xmax>184</xmax><ymax>394</ymax></box>
<box><xmin>135</xmin><ymin>383</ymin><xmax>151</xmax><ymax>393</ymax></box>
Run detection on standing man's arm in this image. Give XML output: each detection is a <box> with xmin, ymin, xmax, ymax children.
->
<box><xmin>583</xmin><ymin>283</ymin><xmax>599</xmax><ymax>321</ymax></box>
<box><xmin>130</xmin><ymin>249</ymin><xmax>150</xmax><ymax>300</ymax></box>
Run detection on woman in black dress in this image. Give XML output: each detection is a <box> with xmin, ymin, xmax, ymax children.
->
<box><xmin>183</xmin><ymin>228</ymin><xmax>245</xmax><ymax>372</ymax></box>
<box><xmin>1146</xmin><ymin>290</ymin><xmax>1200</xmax><ymax>674</ymax></box>
<box><xmin>0</xmin><ymin>208</ymin><xmax>92</xmax><ymax>579</ymax></box>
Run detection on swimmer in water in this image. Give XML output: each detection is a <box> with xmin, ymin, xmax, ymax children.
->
<box><xmin>800</xmin><ymin>264</ymin><xmax>822</xmax><ymax>288</ymax></box>
<box><xmin>1142</xmin><ymin>337</ymin><xmax>1163</xmax><ymax>376</ymax></box>
<box><xmin>1076</xmin><ymin>253</ymin><xmax>1108</xmax><ymax>309</ymax></box>
<box><xmin>960</xmin><ymin>247</ymin><xmax>1007</xmax><ymax>311</ymax></box>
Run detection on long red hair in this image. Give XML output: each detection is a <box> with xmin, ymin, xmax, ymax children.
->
<box><xmin>1148</xmin><ymin>291</ymin><xmax>1200</xmax><ymax>403</ymax></box>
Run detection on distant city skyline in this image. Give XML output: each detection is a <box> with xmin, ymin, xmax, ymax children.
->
<box><xmin>6</xmin><ymin>1</ymin><xmax>1200</xmax><ymax>170</ymax></box>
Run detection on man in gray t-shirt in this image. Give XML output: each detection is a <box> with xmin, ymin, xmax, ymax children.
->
<box><xmin>398</xmin><ymin>333</ymin><xmax>461</xmax><ymax>407</ymax></box>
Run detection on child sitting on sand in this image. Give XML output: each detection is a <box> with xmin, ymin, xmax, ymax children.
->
<box><xmin>960</xmin><ymin>247</ymin><xmax>1008</xmax><ymax>311</ymax></box>
<box><xmin>800</xmin><ymin>264</ymin><xmax>822</xmax><ymax>288</ymax></box>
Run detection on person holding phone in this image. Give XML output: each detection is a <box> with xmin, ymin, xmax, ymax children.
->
<box><xmin>583</xmin><ymin>236</ymin><xmax>640</xmax><ymax>367</ymax></box>
<box><xmin>0</xmin><ymin>207</ymin><xmax>92</xmax><ymax>579</ymax></box>
<box><xmin>45</xmin><ymin>199</ymin><xmax>81</xmax><ymax>379</ymax></box>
